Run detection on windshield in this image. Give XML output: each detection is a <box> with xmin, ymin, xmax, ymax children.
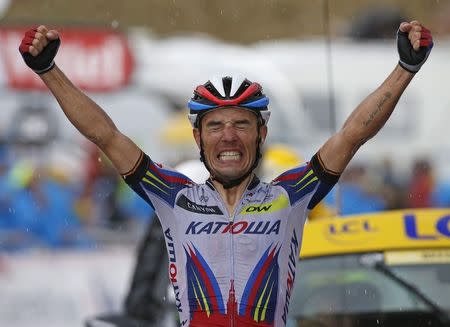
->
<box><xmin>287</xmin><ymin>251</ymin><xmax>450</xmax><ymax>327</ymax></box>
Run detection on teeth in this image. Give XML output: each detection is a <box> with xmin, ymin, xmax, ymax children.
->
<box><xmin>218</xmin><ymin>151</ymin><xmax>241</xmax><ymax>161</ymax></box>
<box><xmin>220</xmin><ymin>151</ymin><xmax>240</xmax><ymax>156</ymax></box>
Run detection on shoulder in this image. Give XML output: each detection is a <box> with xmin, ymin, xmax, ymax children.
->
<box><xmin>123</xmin><ymin>152</ymin><xmax>194</xmax><ymax>186</ymax></box>
<box><xmin>122</xmin><ymin>152</ymin><xmax>195</xmax><ymax>208</ymax></box>
<box><xmin>271</xmin><ymin>153</ymin><xmax>340</xmax><ymax>206</ymax></box>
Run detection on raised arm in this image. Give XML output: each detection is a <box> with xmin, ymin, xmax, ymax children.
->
<box><xmin>318</xmin><ymin>20</ymin><xmax>433</xmax><ymax>174</ymax></box>
<box><xmin>19</xmin><ymin>25</ymin><xmax>141</xmax><ymax>174</ymax></box>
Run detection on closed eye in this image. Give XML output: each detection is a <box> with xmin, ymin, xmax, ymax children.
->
<box><xmin>234</xmin><ymin>120</ymin><xmax>251</xmax><ymax>130</ymax></box>
<box><xmin>205</xmin><ymin>121</ymin><xmax>224</xmax><ymax>132</ymax></box>
<box><xmin>205</xmin><ymin>119</ymin><xmax>252</xmax><ymax>132</ymax></box>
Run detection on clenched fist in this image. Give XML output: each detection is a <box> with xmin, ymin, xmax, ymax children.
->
<box><xmin>397</xmin><ymin>20</ymin><xmax>433</xmax><ymax>73</ymax></box>
<box><xmin>19</xmin><ymin>25</ymin><xmax>60</xmax><ymax>74</ymax></box>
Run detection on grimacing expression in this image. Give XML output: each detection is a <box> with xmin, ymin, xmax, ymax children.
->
<box><xmin>193</xmin><ymin>107</ymin><xmax>267</xmax><ymax>182</ymax></box>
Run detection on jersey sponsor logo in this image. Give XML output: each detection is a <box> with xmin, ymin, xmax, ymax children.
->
<box><xmin>165</xmin><ymin>228</ymin><xmax>183</xmax><ymax>313</ymax></box>
<box><xmin>282</xmin><ymin>229</ymin><xmax>299</xmax><ymax>325</ymax></box>
<box><xmin>186</xmin><ymin>220</ymin><xmax>281</xmax><ymax>235</ymax></box>
<box><xmin>240</xmin><ymin>194</ymin><xmax>289</xmax><ymax>215</ymax></box>
<box><xmin>177</xmin><ymin>194</ymin><xmax>223</xmax><ymax>215</ymax></box>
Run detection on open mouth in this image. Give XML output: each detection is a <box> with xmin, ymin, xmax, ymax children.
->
<box><xmin>217</xmin><ymin>151</ymin><xmax>242</xmax><ymax>161</ymax></box>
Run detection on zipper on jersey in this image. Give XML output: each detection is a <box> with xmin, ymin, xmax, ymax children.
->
<box><xmin>229</xmin><ymin>187</ymin><xmax>251</xmax><ymax>327</ymax></box>
<box><xmin>206</xmin><ymin>177</ymin><xmax>255</xmax><ymax>327</ymax></box>
<box><xmin>229</xmin><ymin>216</ymin><xmax>235</xmax><ymax>327</ymax></box>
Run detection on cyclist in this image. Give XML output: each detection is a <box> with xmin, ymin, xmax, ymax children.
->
<box><xmin>19</xmin><ymin>20</ymin><xmax>432</xmax><ymax>327</ymax></box>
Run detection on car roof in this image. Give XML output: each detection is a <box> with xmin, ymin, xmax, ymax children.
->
<box><xmin>300</xmin><ymin>208</ymin><xmax>450</xmax><ymax>259</ymax></box>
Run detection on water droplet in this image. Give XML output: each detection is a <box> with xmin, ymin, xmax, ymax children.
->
<box><xmin>111</xmin><ymin>20</ymin><xmax>119</xmax><ymax>29</ymax></box>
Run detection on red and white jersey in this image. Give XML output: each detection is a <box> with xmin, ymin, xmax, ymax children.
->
<box><xmin>123</xmin><ymin>151</ymin><xmax>338</xmax><ymax>327</ymax></box>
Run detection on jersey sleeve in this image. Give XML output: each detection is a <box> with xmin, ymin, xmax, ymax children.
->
<box><xmin>121</xmin><ymin>151</ymin><xmax>194</xmax><ymax>209</ymax></box>
<box><xmin>272</xmin><ymin>152</ymin><xmax>340</xmax><ymax>209</ymax></box>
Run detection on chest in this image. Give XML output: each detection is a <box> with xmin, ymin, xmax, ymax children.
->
<box><xmin>172</xmin><ymin>187</ymin><xmax>297</xmax><ymax>257</ymax></box>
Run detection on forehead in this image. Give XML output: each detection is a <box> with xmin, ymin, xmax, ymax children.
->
<box><xmin>201</xmin><ymin>107</ymin><xmax>258</xmax><ymax>123</ymax></box>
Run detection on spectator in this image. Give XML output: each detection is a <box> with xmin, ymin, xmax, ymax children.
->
<box><xmin>407</xmin><ymin>158</ymin><xmax>434</xmax><ymax>208</ymax></box>
<box><xmin>379</xmin><ymin>156</ymin><xmax>406</xmax><ymax>210</ymax></box>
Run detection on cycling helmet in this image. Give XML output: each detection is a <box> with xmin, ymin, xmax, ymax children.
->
<box><xmin>188</xmin><ymin>76</ymin><xmax>270</xmax><ymax>128</ymax></box>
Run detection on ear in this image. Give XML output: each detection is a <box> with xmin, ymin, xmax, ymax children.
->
<box><xmin>259</xmin><ymin>124</ymin><xmax>268</xmax><ymax>145</ymax></box>
<box><xmin>193</xmin><ymin>128</ymin><xmax>201</xmax><ymax>148</ymax></box>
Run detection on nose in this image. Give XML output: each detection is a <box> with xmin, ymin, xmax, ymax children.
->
<box><xmin>222</xmin><ymin>121</ymin><xmax>238</xmax><ymax>141</ymax></box>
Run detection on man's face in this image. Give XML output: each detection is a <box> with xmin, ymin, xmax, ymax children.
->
<box><xmin>193</xmin><ymin>107</ymin><xmax>267</xmax><ymax>183</ymax></box>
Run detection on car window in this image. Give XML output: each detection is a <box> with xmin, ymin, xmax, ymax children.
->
<box><xmin>287</xmin><ymin>253</ymin><xmax>450</xmax><ymax>327</ymax></box>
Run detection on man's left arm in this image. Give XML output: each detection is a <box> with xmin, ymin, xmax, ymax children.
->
<box><xmin>318</xmin><ymin>20</ymin><xmax>433</xmax><ymax>174</ymax></box>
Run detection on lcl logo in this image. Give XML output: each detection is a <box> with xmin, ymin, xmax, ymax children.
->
<box><xmin>328</xmin><ymin>220</ymin><xmax>377</xmax><ymax>234</ymax></box>
<box><xmin>325</xmin><ymin>219</ymin><xmax>378</xmax><ymax>244</ymax></box>
<box><xmin>404</xmin><ymin>214</ymin><xmax>450</xmax><ymax>239</ymax></box>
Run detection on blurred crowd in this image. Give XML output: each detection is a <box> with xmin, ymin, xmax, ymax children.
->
<box><xmin>0</xmin><ymin>142</ymin><xmax>153</xmax><ymax>252</ymax></box>
<box><xmin>324</xmin><ymin>156</ymin><xmax>450</xmax><ymax>216</ymax></box>
<box><xmin>1</xmin><ymin>140</ymin><xmax>449</xmax><ymax>253</ymax></box>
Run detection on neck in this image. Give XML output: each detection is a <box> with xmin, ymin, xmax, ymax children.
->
<box><xmin>211</xmin><ymin>173</ymin><xmax>254</xmax><ymax>216</ymax></box>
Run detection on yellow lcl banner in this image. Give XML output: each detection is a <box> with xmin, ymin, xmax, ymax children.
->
<box><xmin>300</xmin><ymin>208</ymin><xmax>450</xmax><ymax>259</ymax></box>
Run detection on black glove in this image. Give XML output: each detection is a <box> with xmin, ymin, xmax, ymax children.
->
<box><xmin>19</xmin><ymin>27</ymin><xmax>60</xmax><ymax>75</ymax></box>
<box><xmin>397</xmin><ymin>25</ymin><xmax>433</xmax><ymax>73</ymax></box>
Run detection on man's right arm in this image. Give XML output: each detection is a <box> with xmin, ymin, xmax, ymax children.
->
<box><xmin>20</xmin><ymin>25</ymin><xmax>141</xmax><ymax>174</ymax></box>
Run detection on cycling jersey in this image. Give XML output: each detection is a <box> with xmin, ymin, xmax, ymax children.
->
<box><xmin>123</xmin><ymin>151</ymin><xmax>339</xmax><ymax>327</ymax></box>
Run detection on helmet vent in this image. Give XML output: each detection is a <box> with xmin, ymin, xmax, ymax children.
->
<box><xmin>234</xmin><ymin>79</ymin><xmax>253</xmax><ymax>98</ymax></box>
<box><xmin>204</xmin><ymin>82</ymin><xmax>221</xmax><ymax>97</ymax></box>
<box><xmin>222</xmin><ymin>76</ymin><xmax>233</xmax><ymax>98</ymax></box>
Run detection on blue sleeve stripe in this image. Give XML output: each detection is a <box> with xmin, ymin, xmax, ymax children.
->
<box><xmin>142</xmin><ymin>176</ymin><xmax>170</xmax><ymax>195</ymax></box>
<box><xmin>275</xmin><ymin>165</ymin><xmax>319</xmax><ymax>205</ymax></box>
<box><xmin>308</xmin><ymin>180</ymin><xmax>335</xmax><ymax>210</ymax></box>
<box><xmin>139</xmin><ymin>159</ymin><xmax>192</xmax><ymax>208</ymax></box>
<box><xmin>295</xmin><ymin>176</ymin><xmax>319</xmax><ymax>193</ymax></box>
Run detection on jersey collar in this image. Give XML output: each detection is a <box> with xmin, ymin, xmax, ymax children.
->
<box><xmin>206</xmin><ymin>174</ymin><xmax>260</xmax><ymax>191</ymax></box>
